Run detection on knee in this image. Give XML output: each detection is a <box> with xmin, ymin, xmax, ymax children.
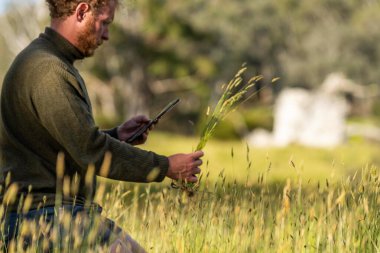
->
<box><xmin>112</xmin><ymin>234</ymin><xmax>147</xmax><ymax>253</ymax></box>
<box><xmin>109</xmin><ymin>238</ymin><xmax>132</xmax><ymax>253</ymax></box>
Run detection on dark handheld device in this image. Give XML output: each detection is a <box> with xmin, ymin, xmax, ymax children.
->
<box><xmin>126</xmin><ymin>98</ymin><xmax>180</xmax><ymax>143</ymax></box>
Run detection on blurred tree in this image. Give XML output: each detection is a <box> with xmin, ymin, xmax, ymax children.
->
<box><xmin>1</xmin><ymin>0</ymin><xmax>380</xmax><ymax>135</ymax></box>
<box><xmin>278</xmin><ymin>0</ymin><xmax>380</xmax><ymax>87</ymax></box>
<box><xmin>90</xmin><ymin>0</ymin><xmax>221</xmax><ymax>132</ymax></box>
<box><xmin>0</xmin><ymin>1</ymin><xmax>47</xmax><ymax>79</ymax></box>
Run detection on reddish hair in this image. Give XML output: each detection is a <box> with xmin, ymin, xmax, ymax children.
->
<box><xmin>45</xmin><ymin>0</ymin><xmax>118</xmax><ymax>19</ymax></box>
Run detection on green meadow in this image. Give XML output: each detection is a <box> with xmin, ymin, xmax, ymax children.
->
<box><xmin>144</xmin><ymin>132</ymin><xmax>380</xmax><ymax>184</ymax></box>
<box><xmin>96</xmin><ymin>132</ymin><xmax>380</xmax><ymax>253</ymax></box>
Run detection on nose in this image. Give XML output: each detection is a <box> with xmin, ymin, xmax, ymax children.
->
<box><xmin>102</xmin><ymin>27</ymin><xmax>109</xmax><ymax>41</ymax></box>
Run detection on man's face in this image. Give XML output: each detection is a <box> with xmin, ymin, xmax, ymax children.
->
<box><xmin>77</xmin><ymin>1</ymin><xmax>116</xmax><ymax>57</ymax></box>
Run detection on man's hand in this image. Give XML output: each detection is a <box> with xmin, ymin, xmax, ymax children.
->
<box><xmin>167</xmin><ymin>151</ymin><xmax>204</xmax><ymax>183</ymax></box>
<box><xmin>117</xmin><ymin>115</ymin><xmax>151</xmax><ymax>145</ymax></box>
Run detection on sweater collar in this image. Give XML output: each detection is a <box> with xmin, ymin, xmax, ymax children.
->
<box><xmin>41</xmin><ymin>27</ymin><xmax>85</xmax><ymax>64</ymax></box>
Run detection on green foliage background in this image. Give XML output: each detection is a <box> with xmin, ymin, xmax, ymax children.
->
<box><xmin>1</xmin><ymin>0</ymin><xmax>380</xmax><ymax>135</ymax></box>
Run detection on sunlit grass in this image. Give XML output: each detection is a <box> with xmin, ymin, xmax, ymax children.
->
<box><xmin>100</xmin><ymin>164</ymin><xmax>380</xmax><ymax>253</ymax></box>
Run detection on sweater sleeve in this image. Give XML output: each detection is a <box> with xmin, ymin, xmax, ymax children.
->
<box><xmin>31</xmin><ymin>61</ymin><xmax>169</xmax><ymax>182</ymax></box>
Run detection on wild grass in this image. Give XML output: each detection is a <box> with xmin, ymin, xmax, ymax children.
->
<box><xmin>100</xmin><ymin>163</ymin><xmax>380</xmax><ymax>252</ymax></box>
<box><xmin>196</xmin><ymin>67</ymin><xmax>264</xmax><ymax>151</ymax></box>
<box><xmin>1</xmin><ymin>133</ymin><xmax>380</xmax><ymax>252</ymax></box>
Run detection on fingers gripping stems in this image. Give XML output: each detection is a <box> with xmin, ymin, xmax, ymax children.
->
<box><xmin>167</xmin><ymin>151</ymin><xmax>204</xmax><ymax>183</ymax></box>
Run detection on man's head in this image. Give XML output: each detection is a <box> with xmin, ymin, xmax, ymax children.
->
<box><xmin>46</xmin><ymin>0</ymin><xmax>118</xmax><ymax>57</ymax></box>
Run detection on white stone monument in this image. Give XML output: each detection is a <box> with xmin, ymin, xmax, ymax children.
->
<box><xmin>246</xmin><ymin>73</ymin><xmax>359</xmax><ymax>147</ymax></box>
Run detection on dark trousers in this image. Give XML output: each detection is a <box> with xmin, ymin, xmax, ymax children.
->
<box><xmin>2</xmin><ymin>205</ymin><xmax>121</xmax><ymax>252</ymax></box>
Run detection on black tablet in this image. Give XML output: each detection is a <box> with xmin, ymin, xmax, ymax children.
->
<box><xmin>126</xmin><ymin>98</ymin><xmax>180</xmax><ymax>143</ymax></box>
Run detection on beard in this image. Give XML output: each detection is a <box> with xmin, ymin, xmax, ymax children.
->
<box><xmin>76</xmin><ymin>17</ymin><xmax>100</xmax><ymax>57</ymax></box>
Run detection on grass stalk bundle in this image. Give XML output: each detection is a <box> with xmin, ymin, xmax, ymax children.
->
<box><xmin>174</xmin><ymin>66</ymin><xmax>273</xmax><ymax>195</ymax></box>
<box><xmin>196</xmin><ymin>67</ymin><xmax>263</xmax><ymax>151</ymax></box>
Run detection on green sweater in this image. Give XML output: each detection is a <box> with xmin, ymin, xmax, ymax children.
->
<box><xmin>0</xmin><ymin>28</ymin><xmax>169</xmax><ymax>211</ymax></box>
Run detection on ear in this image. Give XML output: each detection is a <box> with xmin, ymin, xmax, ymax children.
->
<box><xmin>75</xmin><ymin>2</ymin><xmax>91</xmax><ymax>22</ymax></box>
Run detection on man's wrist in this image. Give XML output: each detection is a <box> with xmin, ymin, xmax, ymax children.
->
<box><xmin>103</xmin><ymin>127</ymin><xmax>119</xmax><ymax>139</ymax></box>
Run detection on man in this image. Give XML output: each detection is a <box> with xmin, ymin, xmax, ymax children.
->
<box><xmin>0</xmin><ymin>0</ymin><xmax>203</xmax><ymax>252</ymax></box>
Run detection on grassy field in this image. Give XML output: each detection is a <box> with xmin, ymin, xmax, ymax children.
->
<box><xmin>99</xmin><ymin>132</ymin><xmax>380</xmax><ymax>253</ymax></box>
<box><xmin>2</xmin><ymin>132</ymin><xmax>380</xmax><ymax>252</ymax></box>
